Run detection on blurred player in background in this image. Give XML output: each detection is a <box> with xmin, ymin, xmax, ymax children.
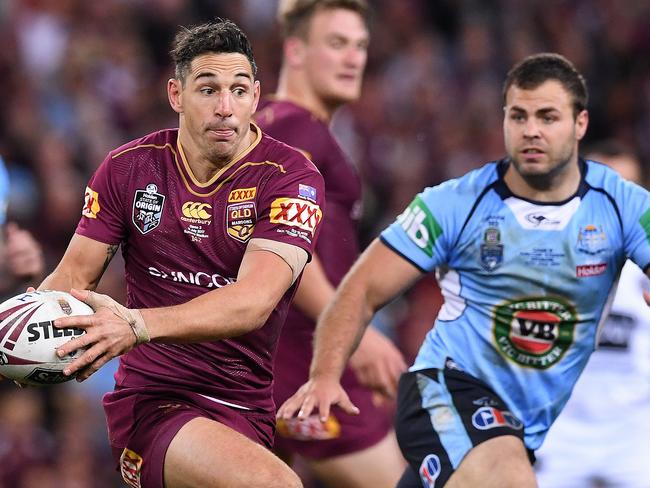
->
<box><xmin>38</xmin><ymin>19</ymin><xmax>324</xmax><ymax>488</ymax></box>
<box><xmin>255</xmin><ymin>1</ymin><xmax>406</xmax><ymax>486</ymax></box>
<box><xmin>0</xmin><ymin>155</ymin><xmax>45</xmax><ymax>297</ymax></box>
<box><xmin>536</xmin><ymin>141</ymin><xmax>650</xmax><ymax>488</ymax></box>
<box><xmin>278</xmin><ymin>53</ymin><xmax>650</xmax><ymax>487</ymax></box>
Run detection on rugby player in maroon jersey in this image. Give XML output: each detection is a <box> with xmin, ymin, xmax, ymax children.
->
<box><xmin>256</xmin><ymin>1</ymin><xmax>406</xmax><ymax>487</ymax></box>
<box><xmin>39</xmin><ymin>19</ymin><xmax>324</xmax><ymax>488</ymax></box>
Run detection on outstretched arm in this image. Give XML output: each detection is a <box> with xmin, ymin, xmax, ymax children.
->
<box><xmin>54</xmin><ymin>242</ymin><xmax>296</xmax><ymax>380</ymax></box>
<box><xmin>39</xmin><ymin>233</ymin><xmax>118</xmax><ymax>292</ymax></box>
<box><xmin>277</xmin><ymin>238</ymin><xmax>422</xmax><ymax>421</ymax></box>
<box><xmin>293</xmin><ymin>253</ymin><xmax>407</xmax><ymax>398</ymax></box>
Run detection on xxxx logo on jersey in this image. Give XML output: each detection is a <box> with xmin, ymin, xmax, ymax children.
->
<box><xmin>494</xmin><ymin>297</ymin><xmax>577</xmax><ymax>369</ymax></box>
<box><xmin>269</xmin><ymin>198</ymin><xmax>322</xmax><ymax>234</ymax></box>
<box><xmin>82</xmin><ymin>186</ymin><xmax>100</xmax><ymax>219</ymax></box>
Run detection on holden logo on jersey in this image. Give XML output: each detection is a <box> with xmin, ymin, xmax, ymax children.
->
<box><xmin>480</xmin><ymin>227</ymin><xmax>504</xmax><ymax>271</ymax></box>
<box><xmin>419</xmin><ymin>454</ymin><xmax>441</xmax><ymax>488</ymax></box>
<box><xmin>576</xmin><ymin>224</ymin><xmax>608</xmax><ymax>255</ymax></box>
<box><xmin>276</xmin><ymin>414</ymin><xmax>341</xmax><ymax>441</ymax></box>
<box><xmin>269</xmin><ymin>198</ymin><xmax>322</xmax><ymax>235</ymax></box>
<box><xmin>494</xmin><ymin>297</ymin><xmax>576</xmax><ymax>369</ymax></box>
<box><xmin>396</xmin><ymin>195</ymin><xmax>442</xmax><ymax>257</ymax></box>
<box><xmin>471</xmin><ymin>406</ymin><xmax>523</xmax><ymax>430</ymax></box>
<box><xmin>228</xmin><ymin>187</ymin><xmax>256</xmax><ymax>203</ymax></box>
<box><xmin>82</xmin><ymin>186</ymin><xmax>100</xmax><ymax>219</ymax></box>
<box><xmin>132</xmin><ymin>183</ymin><xmax>165</xmax><ymax>234</ymax></box>
<box><xmin>227</xmin><ymin>201</ymin><xmax>257</xmax><ymax>243</ymax></box>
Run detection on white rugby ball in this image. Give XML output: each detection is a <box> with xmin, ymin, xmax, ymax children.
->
<box><xmin>0</xmin><ymin>290</ymin><xmax>92</xmax><ymax>385</ymax></box>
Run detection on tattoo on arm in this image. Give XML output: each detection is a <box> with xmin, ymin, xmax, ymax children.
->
<box><xmin>102</xmin><ymin>244</ymin><xmax>119</xmax><ymax>274</ymax></box>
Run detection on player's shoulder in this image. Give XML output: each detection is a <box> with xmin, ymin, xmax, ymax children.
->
<box><xmin>258</xmin><ymin>131</ymin><xmax>322</xmax><ymax>177</ymax></box>
<box><xmin>256</xmin><ymin>99</ymin><xmax>330</xmax><ymax>139</ymax></box>
<box><xmin>421</xmin><ymin>160</ymin><xmax>501</xmax><ymax>204</ymax></box>
<box><xmin>584</xmin><ymin>158</ymin><xmax>648</xmax><ymax>200</ymax></box>
<box><xmin>108</xmin><ymin>128</ymin><xmax>178</xmax><ymax>161</ymax></box>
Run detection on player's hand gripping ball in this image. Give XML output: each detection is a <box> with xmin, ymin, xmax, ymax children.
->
<box><xmin>0</xmin><ymin>290</ymin><xmax>92</xmax><ymax>385</ymax></box>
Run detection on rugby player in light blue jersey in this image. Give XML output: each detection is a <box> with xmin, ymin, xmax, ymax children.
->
<box><xmin>278</xmin><ymin>53</ymin><xmax>650</xmax><ymax>488</ymax></box>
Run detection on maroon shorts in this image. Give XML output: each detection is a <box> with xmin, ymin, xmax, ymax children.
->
<box><xmin>103</xmin><ymin>386</ymin><xmax>275</xmax><ymax>488</ymax></box>
<box><xmin>273</xmin><ymin>330</ymin><xmax>393</xmax><ymax>460</ymax></box>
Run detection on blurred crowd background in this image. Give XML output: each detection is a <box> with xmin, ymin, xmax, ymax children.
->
<box><xmin>0</xmin><ymin>0</ymin><xmax>647</xmax><ymax>486</ymax></box>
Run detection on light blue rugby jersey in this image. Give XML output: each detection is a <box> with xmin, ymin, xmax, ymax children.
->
<box><xmin>381</xmin><ymin>159</ymin><xmax>650</xmax><ymax>450</ymax></box>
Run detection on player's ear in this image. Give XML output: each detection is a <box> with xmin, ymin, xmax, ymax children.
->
<box><xmin>251</xmin><ymin>80</ymin><xmax>261</xmax><ymax>114</ymax></box>
<box><xmin>284</xmin><ymin>37</ymin><xmax>306</xmax><ymax>68</ymax></box>
<box><xmin>168</xmin><ymin>78</ymin><xmax>183</xmax><ymax>114</ymax></box>
<box><xmin>575</xmin><ymin>109</ymin><xmax>588</xmax><ymax>141</ymax></box>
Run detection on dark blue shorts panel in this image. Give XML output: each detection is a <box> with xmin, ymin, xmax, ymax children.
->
<box><xmin>395</xmin><ymin>365</ymin><xmax>527</xmax><ymax>487</ymax></box>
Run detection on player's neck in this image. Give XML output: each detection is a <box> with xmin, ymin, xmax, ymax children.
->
<box><xmin>504</xmin><ymin>158</ymin><xmax>582</xmax><ymax>202</ymax></box>
<box><xmin>276</xmin><ymin>71</ymin><xmax>337</xmax><ymax>122</ymax></box>
<box><xmin>177</xmin><ymin>125</ymin><xmax>255</xmax><ymax>182</ymax></box>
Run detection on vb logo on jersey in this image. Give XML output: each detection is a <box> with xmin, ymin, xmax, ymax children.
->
<box><xmin>494</xmin><ymin>297</ymin><xmax>576</xmax><ymax>369</ymax></box>
<box><xmin>397</xmin><ymin>196</ymin><xmax>442</xmax><ymax>257</ymax></box>
<box><xmin>132</xmin><ymin>183</ymin><xmax>165</xmax><ymax>234</ymax></box>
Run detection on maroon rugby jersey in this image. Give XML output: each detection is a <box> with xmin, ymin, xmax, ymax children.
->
<box><xmin>256</xmin><ymin>99</ymin><xmax>362</xmax><ymax>333</ymax></box>
<box><xmin>76</xmin><ymin>124</ymin><xmax>324</xmax><ymax>412</ymax></box>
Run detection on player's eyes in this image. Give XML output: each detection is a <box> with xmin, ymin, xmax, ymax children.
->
<box><xmin>200</xmin><ymin>87</ymin><xmax>215</xmax><ymax>95</ymax></box>
<box><xmin>233</xmin><ymin>88</ymin><xmax>247</xmax><ymax>96</ymax></box>
<box><xmin>510</xmin><ymin>114</ymin><xmax>526</xmax><ymax>122</ymax></box>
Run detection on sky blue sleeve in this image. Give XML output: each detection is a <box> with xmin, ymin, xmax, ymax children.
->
<box><xmin>623</xmin><ymin>181</ymin><xmax>650</xmax><ymax>270</ymax></box>
<box><xmin>380</xmin><ymin>184</ymin><xmax>455</xmax><ymax>272</ymax></box>
<box><xmin>0</xmin><ymin>157</ymin><xmax>10</xmax><ymax>226</ymax></box>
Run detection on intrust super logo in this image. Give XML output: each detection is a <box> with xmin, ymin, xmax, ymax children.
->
<box><xmin>82</xmin><ymin>186</ymin><xmax>100</xmax><ymax>219</ymax></box>
<box><xmin>494</xmin><ymin>298</ymin><xmax>577</xmax><ymax>369</ymax></box>
<box><xmin>181</xmin><ymin>202</ymin><xmax>212</xmax><ymax>221</ymax></box>
<box><xmin>269</xmin><ymin>198</ymin><xmax>322</xmax><ymax>234</ymax></box>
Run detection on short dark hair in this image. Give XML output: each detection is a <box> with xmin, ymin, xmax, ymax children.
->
<box><xmin>502</xmin><ymin>53</ymin><xmax>588</xmax><ymax>118</ymax></box>
<box><xmin>279</xmin><ymin>0</ymin><xmax>369</xmax><ymax>39</ymax></box>
<box><xmin>171</xmin><ymin>18</ymin><xmax>257</xmax><ymax>83</ymax></box>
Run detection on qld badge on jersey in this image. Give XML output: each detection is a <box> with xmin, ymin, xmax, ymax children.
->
<box><xmin>480</xmin><ymin>226</ymin><xmax>503</xmax><ymax>271</ymax></box>
<box><xmin>132</xmin><ymin>183</ymin><xmax>165</xmax><ymax>234</ymax></box>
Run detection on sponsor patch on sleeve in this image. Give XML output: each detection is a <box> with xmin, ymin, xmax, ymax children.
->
<box><xmin>120</xmin><ymin>448</ymin><xmax>143</xmax><ymax>488</ymax></box>
<box><xmin>298</xmin><ymin>183</ymin><xmax>317</xmax><ymax>202</ymax></box>
<box><xmin>396</xmin><ymin>195</ymin><xmax>442</xmax><ymax>257</ymax></box>
<box><xmin>269</xmin><ymin>197</ymin><xmax>322</xmax><ymax>235</ymax></box>
<box><xmin>82</xmin><ymin>186</ymin><xmax>100</xmax><ymax>219</ymax></box>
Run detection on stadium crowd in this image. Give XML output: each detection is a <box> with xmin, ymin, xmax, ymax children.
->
<box><xmin>0</xmin><ymin>0</ymin><xmax>647</xmax><ymax>486</ymax></box>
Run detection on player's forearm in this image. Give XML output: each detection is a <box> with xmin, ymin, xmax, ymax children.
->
<box><xmin>140</xmin><ymin>281</ymin><xmax>280</xmax><ymax>342</ymax></box>
<box><xmin>292</xmin><ymin>255</ymin><xmax>335</xmax><ymax>321</ymax></box>
<box><xmin>39</xmin><ymin>266</ymin><xmax>100</xmax><ymax>292</ymax></box>
<box><xmin>309</xmin><ymin>276</ymin><xmax>375</xmax><ymax>381</ymax></box>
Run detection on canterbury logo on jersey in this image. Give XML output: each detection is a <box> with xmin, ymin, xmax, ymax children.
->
<box><xmin>397</xmin><ymin>196</ymin><xmax>442</xmax><ymax>257</ymax></box>
<box><xmin>182</xmin><ymin>202</ymin><xmax>212</xmax><ymax>220</ymax></box>
<box><xmin>269</xmin><ymin>198</ymin><xmax>322</xmax><ymax>234</ymax></box>
<box><xmin>228</xmin><ymin>187</ymin><xmax>256</xmax><ymax>202</ymax></box>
